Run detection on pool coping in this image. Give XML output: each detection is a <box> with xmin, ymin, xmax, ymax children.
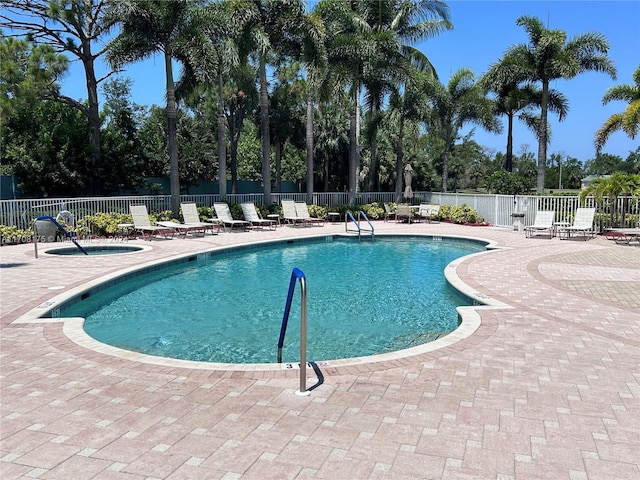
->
<box><xmin>13</xmin><ymin>233</ymin><xmax>511</xmax><ymax>372</ymax></box>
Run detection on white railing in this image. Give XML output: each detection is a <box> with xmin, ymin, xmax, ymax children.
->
<box><xmin>1</xmin><ymin>192</ymin><xmax>637</xmax><ymax>231</ymax></box>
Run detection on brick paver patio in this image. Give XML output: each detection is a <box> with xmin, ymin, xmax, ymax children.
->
<box><xmin>1</xmin><ymin>221</ymin><xmax>638</xmax><ymax>479</ymax></box>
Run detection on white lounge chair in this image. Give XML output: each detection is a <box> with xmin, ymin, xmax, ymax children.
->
<box><xmin>558</xmin><ymin>207</ymin><xmax>596</xmax><ymax>240</ymax></box>
<box><xmin>241</xmin><ymin>202</ymin><xmax>276</xmax><ymax>230</ymax></box>
<box><xmin>294</xmin><ymin>202</ymin><xmax>324</xmax><ymax>226</ymax></box>
<box><xmin>181</xmin><ymin>202</ymin><xmax>220</xmax><ymax>235</ymax></box>
<box><xmin>603</xmin><ymin>226</ymin><xmax>640</xmax><ymax>245</ymax></box>
<box><xmin>524</xmin><ymin>210</ymin><xmax>555</xmax><ymax>239</ymax></box>
<box><xmin>416</xmin><ymin>203</ymin><xmax>440</xmax><ymax>223</ymax></box>
<box><xmin>129</xmin><ymin>205</ymin><xmax>175</xmax><ymax>240</ymax></box>
<box><xmin>282</xmin><ymin>199</ymin><xmax>308</xmax><ymax>226</ymax></box>
<box><xmin>213</xmin><ymin>202</ymin><xmax>250</xmax><ymax>232</ymax></box>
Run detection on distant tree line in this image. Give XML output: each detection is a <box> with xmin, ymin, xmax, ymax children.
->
<box><xmin>1</xmin><ymin>1</ymin><xmax>638</xmax><ymax>213</ymax></box>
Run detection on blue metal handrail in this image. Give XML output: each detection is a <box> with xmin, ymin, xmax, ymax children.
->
<box><xmin>345</xmin><ymin>211</ymin><xmax>360</xmax><ymax>235</ymax></box>
<box><xmin>34</xmin><ymin>215</ymin><xmax>87</xmax><ymax>257</ymax></box>
<box><xmin>358</xmin><ymin>211</ymin><xmax>375</xmax><ymax>235</ymax></box>
<box><xmin>345</xmin><ymin>211</ymin><xmax>374</xmax><ymax>239</ymax></box>
<box><xmin>278</xmin><ymin>268</ymin><xmax>309</xmax><ymax>395</ymax></box>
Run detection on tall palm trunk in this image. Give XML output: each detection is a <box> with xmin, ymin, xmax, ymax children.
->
<box><xmin>395</xmin><ymin>116</ymin><xmax>404</xmax><ymax>202</ymax></box>
<box><xmin>165</xmin><ymin>53</ymin><xmax>180</xmax><ymax>217</ymax></box>
<box><xmin>442</xmin><ymin>148</ymin><xmax>450</xmax><ymax>193</ymax></box>
<box><xmin>536</xmin><ymin>82</ymin><xmax>550</xmax><ymax>192</ymax></box>
<box><xmin>505</xmin><ymin>112</ymin><xmax>514</xmax><ymax>172</ymax></box>
<box><xmin>217</xmin><ymin>67</ymin><xmax>227</xmax><ymax>199</ymax></box>
<box><xmin>259</xmin><ymin>58</ymin><xmax>272</xmax><ymax>204</ymax></box>
<box><xmin>306</xmin><ymin>91</ymin><xmax>314</xmax><ymax>203</ymax></box>
<box><xmin>348</xmin><ymin>86</ymin><xmax>359</xmax><ymax>204</ymax></box>
<box><xmin>367</xmin><ymin>104</ymin><xmax>379</xmax><ymax>192</ymax></box>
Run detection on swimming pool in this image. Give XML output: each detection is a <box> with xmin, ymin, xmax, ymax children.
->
<box><xmin>59</xmin><ymin>236</ymin><xmax>487</xmax><ymax>364</ymax></box>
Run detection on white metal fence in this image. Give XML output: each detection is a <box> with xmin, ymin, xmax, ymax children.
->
<box><xmin>1</xmin><ymin>192</ymin><xmax>638</xmax><ymax>231</ymax></box>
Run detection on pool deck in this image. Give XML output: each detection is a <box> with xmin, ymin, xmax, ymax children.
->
<box><xmin>1</xmin><ymin>221</ymin><xmax>638</xmax><ymax>479</ymax></box>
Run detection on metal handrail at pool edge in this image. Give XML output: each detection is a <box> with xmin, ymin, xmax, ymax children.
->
<box><xmin>345</xmin><ymin>210</ymin><xmax>375</xmax><ymax>240</ymax></box>
<box><xmin>278</xmin><ymin>268</ymin><xmax>309</xmax><ymax>396</ymax></box>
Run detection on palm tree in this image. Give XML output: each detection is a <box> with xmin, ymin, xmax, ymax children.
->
<box><xmin>178</xmin><ymin>0</ymin><xmax>257</xmax><ymax>200</ymax></box>
<box><xmin>238</xmin><ymin>0</ymin><xmax>309</xmax><ymax>205</ymax></box>
<box><xmin>481</xmin><ymin>61</ymin><xmax>568</xmax><ymax>172</ymax></box>
<box><xmin>106</xmin><ymin>0</ymin><xmax>206</xmax><ymax>217</ymax></box>
<box><xmin>359</xmin><ymin>0</ymin><xmax>451</xmax><ymax>193</ymax></box>
<box><xmin>501</xmin><ymin>16</ymin><xmax>616</xmax><ymax>193</ymax></box>
<box><xmin>579</xmin><ymin>172</ymin><xmax>640</xmax><ymax>227</ymax></box>
<box><xmin>595</xmin><ymin>64</ymin><xmax>640</xmax><ymax>155</ymax></box>
<box><xmin>317</xmin><ymin>0</ymin><xmax>450</xmax><ymax>201</ymax></box>
<box><xmin>424</xmin><ymin>68</ymin><xmax>501</xmax><ymax>192</ymax></box>
<box><xmin>388</xmin><ymin>71</ymin><xmax>431</xmax><ymax>201</ymax></box>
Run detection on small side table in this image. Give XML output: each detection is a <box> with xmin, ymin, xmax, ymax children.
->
<box><xmin>266</xmin><ymin>214</ymin><xmax>281</xmax><ymax>227</ymax></box>
<box><xmin>553</xmin><ymin>221</ymin><xmax>571</xmax><ymax>238</ymax></box>
<box><xmin>327</xmin><ymin>212</ymin><xmax>340</xmax><ymax>224</ymax></box>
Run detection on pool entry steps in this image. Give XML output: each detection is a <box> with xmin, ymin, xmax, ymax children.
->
<box><xmin>345</xmin><ymin>211</ymin><xmax>375</xmax><ymax>240</ymax></box>
<box><xmin>278</xmin><ymin>268</ymin><xmax>310</xmax><ymax>396</ymax></box>
<box><xmin>33</xmin><ymin>215</ymin><xmax>87</xmax><ymax>257</ymax></box>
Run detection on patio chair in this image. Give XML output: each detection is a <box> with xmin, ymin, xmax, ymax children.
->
<box><xmin>294</xmin><ymin>202</ymin><xmax>325</xmax><ymax>226</ymax></box>
<box><xmin>281</xmin><ymin>199</ymin><xmax>308</xmax><ymax>226</ymax></box>
<box><xmin>558</xmin><ymin>207</ymin><xmax>596</xmax><ymax>240</ymax></box>
<box><xmin>129</xmin><ymin>205</ymin><xmax>175</xmax><ymax>240</ymax></box>
<box><xmin>395</xmin><ymin>204</ymin><xmax>414</xmax><ymax>223</ymax></box>
<box><xmin>241</xmin><ymin>202</ymin><xmax>276</xmax><ymax>230</ymax></box>
<box><xmin>213</xmin><ymin>202</ymin><xmax>250</xmax><ymax>232</ymax></box>
<box><xmin>524</xmin><ymin>210</ymin><xmax>555</xmax><ymax>239</ymax></box>
<box><xmin>181</xmin><ymin>202</ymin><xmax>220</xmax><ymax>235</ymax></box>
<box><xmin>383</xmin><ymin>203</ymin><xmax>394</xmax><ymax>222</ymax></box>
<box><xmin>416</xmin><ymin>203</ymin><xmax>440</xmax><ymax>223</ymax></box>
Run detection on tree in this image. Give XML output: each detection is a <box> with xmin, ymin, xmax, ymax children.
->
<box><xmin>1</xmin><ymin>0</ymin><xmax>117</xmax><ymax>194</ymax></box>
<box><xmin>3</xmin><ymin>100</ymin><xmax>91</xmax><ymax>196</ymax></box>
<box><xmin>502</xmin><ymin>15</ymin><xmax>616</xmax><ymax>193</ymax></box>
<box><xmin>481</xmin><ymin>61</ymin><xmax>568</xmax><ymax>172</ymax></box>
<box><xmin>388</xmin><ymin>71</ymin><xmax>431</xmax><ymax>200</ymax></box>
<box><xmin>579</xmin><ymin>172</ymin><xmax>640</xmax><ymax>227</ymax></box>
<box><xmin>269</xmin><ymin>64</ymin><xmax>306</xmax><ymax>193</ymax></box>
<box><xmin>179</xmin><ymin>0</ymin><xmax>258</xmax><ymax>199</ymax></box>
<box><xmin>239</xmin><ymin>0</ymin><xmax>309</xmax><ymax>205</ymax></box>
<box><xmin>106</xmin><ymin>0</ymin><xmax>207</xmax><ymax>217</ymax></box>
<box><xmin>595</xmin><ymin>64</ymin><xmax>640</xmax><ymax>155</ymax></box>
<box><xmin>358</xmin><ymin>0</ymin><xmax>452</xmax><ymax>193</ymax></box>
<box><xmin>0</xmin><ymin>36</ymin><xmax>68</xmax><ymax>123</ymax></box>
<box><xmin>99</xmin><ymin>77</ymin><xmax>149</xmax><ymax>194</ymax></box>
<box><xmin>584</xmin><ymin>153</ymin><xmax>625</xmax><ymax>176</ymax></box>
<box><xmin>423</xmin><ymin>68</ymin><xmax>501</xmax><ymax>192</ymax></box>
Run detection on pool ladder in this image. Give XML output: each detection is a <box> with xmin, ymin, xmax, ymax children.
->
<box><xmin>345</xmin><ymin>211</ymin><xmax>375</xmax><ymax>240</ymax></box>
<box><xmin>278</xmin><ymin>268</ymin><xmax>310</xmax><ymax>396</ymax></box>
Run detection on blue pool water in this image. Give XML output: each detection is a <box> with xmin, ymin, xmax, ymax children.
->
<box><xmin>61</xmin><ymin>236</ymin><xmax>485</xmax><ymax>363</ymax></box>
<box><xmin>46</xmin><ymin>245</ymin><xmax>143</xmax><ymax>255</ymax></box>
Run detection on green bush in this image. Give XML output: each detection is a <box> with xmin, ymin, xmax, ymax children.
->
<box><xmin>360</xmin><ymin>202</ymin><xmax>385</xmax><ymax>220</ymax></box>
<box><xmin>0</xmin><ymin>225</ymin><xmax>33</xmax><ymax>244</ymax></box>
<box><xmin>80</xmin><ymin>212</ymin><xmax>134</xmax><ymax>236</ymax></box>
<box><xmin>433</xmin><ymin>204</ymin><xmax>483</xmax><ymax>224</ymax></box>
<box><xmin>307</xmin><ymin>204</ymin><xmax>327</xmax><ymax>219</ymax></box>
<box><xmin>449</xmin><ymin>204</ymin><xmax>483</xmax><ymax>224</ymax></box>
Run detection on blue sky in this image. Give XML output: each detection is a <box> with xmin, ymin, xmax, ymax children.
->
<box><xmin>59</xmin><ymin>0</ymin><xmax>639</xmax><ymax>163</ymax></box>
